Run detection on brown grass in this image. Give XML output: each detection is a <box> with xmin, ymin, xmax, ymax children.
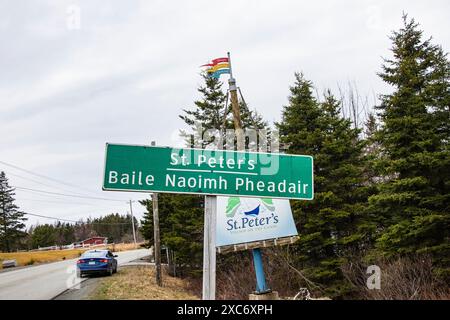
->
<box><xmin>92</xmin><ymin>266</ymin><xmax>200</xmax><ymax>300</ymax></box>
<box><xmin>106</xmin><ymin>242</ymin><xmax>144</xmax><ymax>252</ymax></box>
<box><xmin>0</xmin><ymin>249</ymin><xmax>85</xmax><ymax>268</ymax></box>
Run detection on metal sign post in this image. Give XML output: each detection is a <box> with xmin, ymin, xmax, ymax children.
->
<box><xmin>202</xmin><ymin>195</ymin><xmax>217</xmax><ymax>300</ymax></box>
<box><xmin>252</xmin><ymin>248</ymin><xmax>269</xmax><ymax>293</ymax></box>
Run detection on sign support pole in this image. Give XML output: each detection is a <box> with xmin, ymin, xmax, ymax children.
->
<box><xmin>202</xmin><ymin>195</ymin><xmax>217</xmax><ymax>300</ymax></box>
<box><xmin>252</xmin><ymin>248</ymin><xmax>269</xmax><ymax>293</ymax></box>
<box><xmin>227</xmin><ymin>52</ymin><xmax>271</xmax><ymax>297</ymax></box>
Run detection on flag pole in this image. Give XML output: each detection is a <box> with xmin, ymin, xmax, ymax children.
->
<box><xmin>227</xmin><ymin>52</ymin><xmax>234</xmax><ymax>79</ymax></box>
<box><xmin>227</xmin><ymin>52</ymin><xmax>244</xmax><ymax>150</ymax></box>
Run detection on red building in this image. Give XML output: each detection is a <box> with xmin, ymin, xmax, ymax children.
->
<box><xmin>80</xmin><ymin>237</ymin><xmax>107</xmax><ymax>246</ymax></box>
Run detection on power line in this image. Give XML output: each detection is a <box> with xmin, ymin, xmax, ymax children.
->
<box><xmin>18</xmin><ymin>197</ymin><xmax>117</xmax><ymax>208</ymax></box>
<box><xmin>13</xmin><ymin>188</ymin><xmax>125</xmax><ymax>207</ymax></box>
<box><xmin>23</xmin><ymin>212</ymin><xmax>133</xmax><ymax>225</ymax></box>
<box><xmin>24</xmin><ymin>212</ymin><xmax>79</xmax><ymax>223</ymax></box>
<box><xmin>0</xmin><ymin>160</ymin><xmax>95</xmax><ymax>192</ymax></box>
<box><xmin>0</xmin><ymin>160</ymin><xmax>126</xmax><ymax>200</ymax></box>
<box><xmin>14</xmin><ymin>186</ymin><xmax>126</xmax><ymax>202</ymax></box>
<box><xmin>4</xmin><ymin>171</ymin><xmax>107</xmax><ymax>199</ymax></box>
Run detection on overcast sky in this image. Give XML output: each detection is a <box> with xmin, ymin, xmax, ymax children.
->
<box><xmin>1</xmin><ymin>0</ymin><xmax>449</xmax><ymax>228</ymax></box>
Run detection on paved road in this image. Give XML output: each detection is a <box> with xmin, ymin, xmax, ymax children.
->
<box><xmin>0</xmin><ymin>249</ymin><xmax>149</xmax><ymax>300</ymax></box>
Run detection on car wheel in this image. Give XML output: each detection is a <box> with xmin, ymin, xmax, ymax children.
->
<box><xmin>113</xmin><ymin>266</ymin><xmax>117</xmax><ymax>274</ymax></box>
<box><xmin>108</xmin><ymin>267</ymin><xmax>113</xmax><ymax>276</ymax></box>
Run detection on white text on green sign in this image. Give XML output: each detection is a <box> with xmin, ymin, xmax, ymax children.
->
<box><xmin>103</xmin><ymin>144</ymin><xmax>314</xmax><ymax>200</ymax></box>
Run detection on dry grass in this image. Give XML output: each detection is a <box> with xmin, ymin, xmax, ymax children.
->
<box><xmin>341</xmin><ymin>255</ymin><xmax>450</xmax><ymax>300</ymax></box>
<box><xmin>106</xmin><ymin>242</ymin><xmax>144</xmax><ymax>252</ymax></box>
<box><xmin>0</xmin><ymin>249</ymin><xmax>86</xmax><ymax>268</ymax></box>
<box><xmin>92</xmin><ymin>266</ymin><xmax>199</xmax><ymax>300</ymax></box>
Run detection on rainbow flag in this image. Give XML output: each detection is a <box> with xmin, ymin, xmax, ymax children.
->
<box><xmin>201</xmin><ymin>57</ymin><xmax>231</xmax><ymax>79</ymax></box>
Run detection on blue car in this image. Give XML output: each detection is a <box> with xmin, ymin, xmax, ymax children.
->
<box><xmin>76</xmin><ymin>249</ymin><xmax>118</xmax><ymax>278</ymax></box>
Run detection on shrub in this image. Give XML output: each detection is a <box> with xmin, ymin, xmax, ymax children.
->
<box><xmin>341</xmin><ymin>254</ymin><xmax>450</xmax><ymax>300</ymax></box>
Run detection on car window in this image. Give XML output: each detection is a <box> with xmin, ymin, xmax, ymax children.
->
<box><xmin>82</xmin><ymin>251</ymin><xmax>106</xmax><ymax>258</ymax></box>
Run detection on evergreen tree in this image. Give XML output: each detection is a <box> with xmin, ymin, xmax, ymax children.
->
<box><xmin>91</xmin><ymin>213</ymin><xmax>137</xmax><ymax>243</ymax></box>
<box><xmin>180</xmin><ymin>73</ymin><xmax>228</xmax><ymax>148</ymax></box>
<box><xmin>370</xmin><ymin>15</ymin><xmax>450</xmax><ymax>277</ymax></box>
<box><xmin>276</xmin><ymin>73</ymin><xmax>370</xmax><ymax>297</ymax></box>
<box><xmin>24</xmin><ymin>213</ymin><xmax>138</xmax><ymax>249</ymax></box>
<box><xmin>140</xmin><ymin>194</ymin><xmax>204</xmax><ymax>275</ymax></box>
<box><xmin>180</xmin><ymin>73</ymin><xmax>269</xmax><ymax>149</ymax></box>
<box><xmin>140</xmin><ymin>199</ymin><xmax>155</xmax><ymax>244</ymax></box>
<box><xmin>363</xmin><ymin>113</ymin><xmax>384</xmax><ymax>183</ymax></box>
<box><xmin>0</xmin><ymin>171</ymin><xmax>27</xmax><ymax>252</ymax></box>
<box><xmin>31</xmin><ymin>224</ymin><xmax>57</xmax><ymax>248</ymax></box>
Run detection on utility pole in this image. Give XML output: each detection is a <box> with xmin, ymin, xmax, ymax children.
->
<box><xmin>129</xmin><ymin>200</ymin><xmax>137</xmax><ymax>248</ymax></box>
<box><xmin>151</xmin><ymin>140</ymin><xmax>162</xmax><ymax>287</ymax></box>
<box><xmin>152</xmin><ymin>192</ymin><xmax>162</xmax><ymax>286</ymax></box>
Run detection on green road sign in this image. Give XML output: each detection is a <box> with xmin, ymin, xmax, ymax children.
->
<box><xmin>103</xmin><ymin>143</ymin><xmax>314</xmax><ymax>200</ymax></box>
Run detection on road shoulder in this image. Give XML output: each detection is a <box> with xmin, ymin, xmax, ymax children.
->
<box><xmin>54</xmin><ymin>277</ymin><xmax>100</xmax><ymax>300</ymax></box>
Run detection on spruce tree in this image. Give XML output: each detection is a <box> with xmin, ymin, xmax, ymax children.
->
<box><xmin>370</xmin><ymin>15</ymin><xmax>450</xmax><ymax>277</ymax></box>
<box><xmin>139</xmin><ymin>194</ymin><xmax>204</xmax><ymax>275</ymax></box>
<box><xmin>180</xmin><ymin>72</ymin><xmax>269</xmax><ymax>149</ymax></box>
<box><xmin>180</xmin><ymin>73</ymin><xmax>228</xmax><ymax>148</ymax></box>
<box><xmin>277</xmin><ymin>73</ymin><xmax>370</xmax><ymax>297</ymax></box>
<box><xmin>31</xmin><ymin>224</ymin><xmax>57</xmax><ymax>248</ymax></box>
<box><xmin>139</xmin><ymin>199</ymin><xmax>155</xmax><ymax>244</ymax></box>
<box><xmin>0</xmin><ymin>171</ymin><xmax>27</xmax><ymax>252</ymax></box>
<box><xmin>362</xmin><ymin>114</ymin><xmax>383</xmax><ymax>185</ymax></box>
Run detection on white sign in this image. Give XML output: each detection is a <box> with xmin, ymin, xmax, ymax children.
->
<box><xmin>216</xmin><ymin>196</ymin><xmax>298</xmax><ymax>247</ymax></box>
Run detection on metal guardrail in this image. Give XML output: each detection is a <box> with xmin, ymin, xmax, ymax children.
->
<box><xmin>29</xmin><ymin>242</ymin><xmax>111</xmax><ymax>252</ymax></box>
